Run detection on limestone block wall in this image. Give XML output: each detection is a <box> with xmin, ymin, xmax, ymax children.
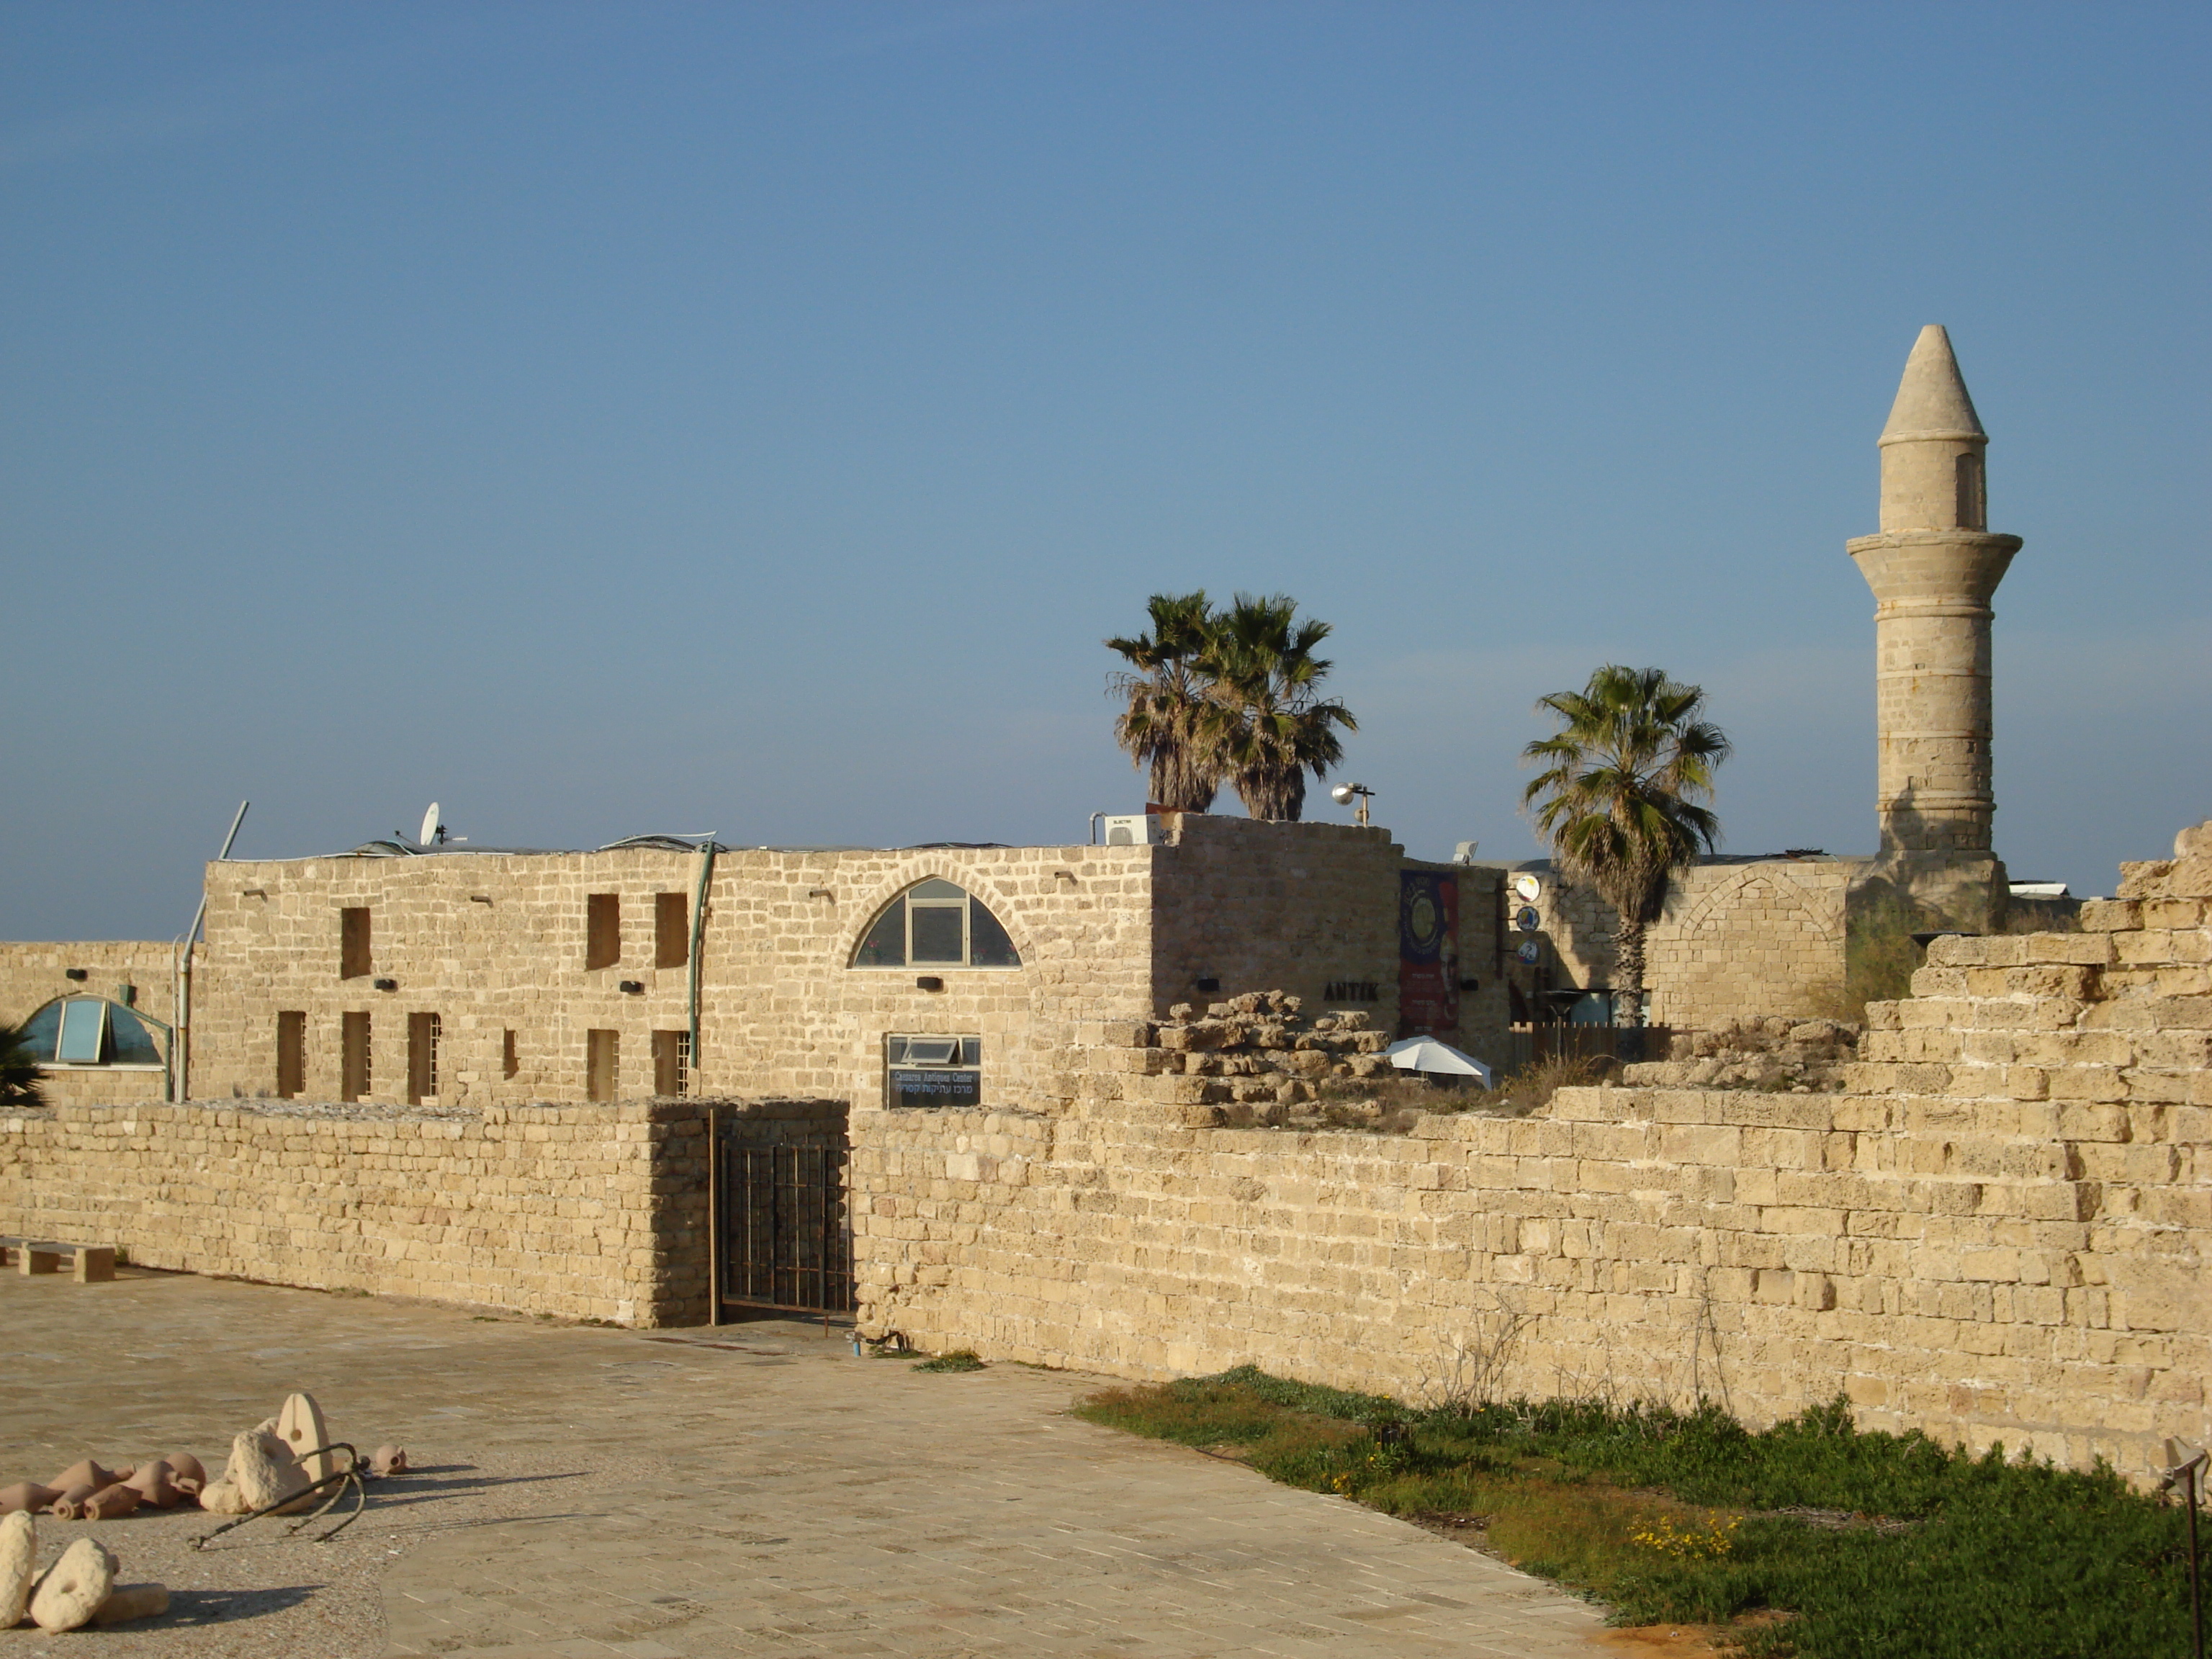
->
<box><xmin>0</xmin><ymin>1097</ymin><xmax>744</xmax><ymax>1325</ymax></box>
<box><xmin>850</xmin><ymin>824</ymin><xmax>2212</xmax><ymax>1474</ymax></box>
<box><xmin>1517</xmin><ymin>856</ymin><xmax>1859</xmax><ymax>1028</ymax></box>
<box><xmin>0</xmin><ymin>940</ymin><xmax>181</xmax><ymax>1104</ymax></box>
<box><xmin>186</xmin><ymin>843</ymin><xmax>1156</xmax><ymax>1111</ymax></box>
<box><xmin>1148</xmin><ymin>817</ymin><xmax>1403</xmax><ymax>1025</ymax></box>
<box><xmin>853</xmin><ymin>1078</ymin><xmax>2205</xmax><ymax>1473</ymax></box>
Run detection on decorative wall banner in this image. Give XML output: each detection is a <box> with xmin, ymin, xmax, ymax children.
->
<box><xmin>1398</xmin><ymin>871</ymin><xmax>1459</xmax><ymax>1037</ymax></box>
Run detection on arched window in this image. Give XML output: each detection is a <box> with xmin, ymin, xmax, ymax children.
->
<box><xmin>16</xmin><ymin>997</ymin><xmax>166</xmax><ymax>1067</ymax></box>
<box><xmin>851</xmin><ymin>879</ymin><xmax>1021</xmax><ymax>969</ymax></box>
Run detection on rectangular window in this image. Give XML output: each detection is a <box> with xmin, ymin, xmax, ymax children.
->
<box><xmin>586</xmin><ymin>1028</ymin><xmax>618</xmax><ymax>1102</ymax></box>
<box><xmin>884</xmin><ymin>1033</ymin><xmax>982</xmax><ymax>1109</ymax></box>
<box><xmin>655</xmin><ymin>892</ymin><xmax>688</xmax><ymax>968</ymax></box>
<box><xmin>55</xmin><ymin>998</ymin><xmax>107</xmax><ymax>1064</ymax></box>
<box><xmin>586</xmin><ymin>894</ymin><xmax>620</xmax><ymax>970</ymax></box>
<box><xmin>1955</xmin><ymin>451</ymin><xmax>1986</xmax><ymax>530</ymax></box>
<box><xmin>407</xmin><ymin>1012</ymin><xmax>442</xmax><ymax>1105</ymax></box>
<box><xmin>652</xmin><ymin>1029</ymin><xmax>691</xmax><ymax>1097</ymax></box>
<box><xmin>341</xmin><ymin>1011</ymin><xmax>372</xmax><ymax>1103</ymax></box>
<box><xmin>341</xmin><ymin>908</ymin><xmax>372</xmax><ymax>979</ymax></box>
<box><xmin>502</xmin><ymin>1028</ymin><xmax>519</xmax><ymax>1079</ymax></box>
<box><xmin>276</xmin><ymin>1011</ymin><xmax>306</xmax><ymax>1100</ymax></box>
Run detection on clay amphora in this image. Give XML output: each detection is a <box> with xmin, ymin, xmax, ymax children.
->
<box><xmin>42</xmin><ymin>1461</ymin><xmax>117</xmax><ymax>1496</ymax></box>
<box><xmin>0</xmin><ymin>1483</ymin><xmax>57</xmax><ymax>1516</ymax></box>
<box><xmin>164</xmin><ymin>1452</ymin><xmax>208</xmax><ymax>1493</ymax></box>
<box><xmin>122</xmin><ymin>1460</ymin><xmax>187</xmax><ymax>1508</ymax></box>
<box><xmin>45</xmin><ymin>1483</ymin><xmax>97</xmax><ymax>1520</ymax></box>
<box><xmin>81</xmin><ymin>1483</ymin><xmax>141</xmax><ymax>1521</ymax></box>
<box><xmin>370</xmin><ymin>1444</ymin><xmax>408</xmax><ymax>1478</ymax></box>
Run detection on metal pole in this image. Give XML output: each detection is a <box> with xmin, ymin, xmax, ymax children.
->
<box><xmin>686</xmin><ymin>835</ymin><xmax>716</xmax><ymax>1098</ymax></box>
<box><xmin>174</xmin><ymin>800</ymin><xmax>250</xmax><ymax>1103</ymax></box>
<box><xmin>707</xmin><ymin>1104</ymin><xmax>724</xmax><ymax>1328</ymax></box>
<box><xmin>2190</xmin><ymin>1460</ymin><xmax>2204</xmax><ymax>1659</ymax></box>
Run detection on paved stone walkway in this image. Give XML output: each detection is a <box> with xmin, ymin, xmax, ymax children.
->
<box><xmin>1</xmin><ymin>1270</ymin><xmax>1609</xmax><ymax>1658</ymax></box>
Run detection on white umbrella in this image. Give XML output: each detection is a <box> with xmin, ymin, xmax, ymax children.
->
<box><xmin>1383</xmin><ymin>1036</ymin><xmax>1494</xmax><ymax>1088</ymax></box>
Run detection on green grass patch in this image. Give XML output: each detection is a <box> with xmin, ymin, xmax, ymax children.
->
<box><xmin>1074</xmin><ymin>1369</ymin><xmax>2202</xmax><ymax>1658</ymax></box>
<box><xmin>913</xmin><ymin>1348</ymin><xmax>986</xmax><ymax>1372</ymax></box>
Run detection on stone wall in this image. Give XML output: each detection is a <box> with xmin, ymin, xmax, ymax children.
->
<box><xmin>850</xmin><ymin>824</ymin><xmax>2212</xmax><ymax>1475</ymax></box>
<box><xmin>0</xmin><ymin>940</ymin><xmax>181</xmax><ymax>1104</ymax></box>
<box><xmin>1512</xmin><ymin>855</ymin><xmax>1859</xmax><ymax>1028</ymax></box>
<box><xmin>186</xmin><ymin>842</ymin><xmax>1157</xmax><ymax>1110</ymax></box>
<box><xmin>0</xmin><ymin>1097</ymin><xmax>775</xmax><ymax>1326</ymax></box>
<box><xmin>1148</xmin><ymin>817</ymin><xmax>1403</xmax><ymax>1024</ymax></box>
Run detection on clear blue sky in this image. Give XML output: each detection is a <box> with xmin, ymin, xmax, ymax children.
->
<box><xmin>4</xmin><ymin>1</ymin><xmax>2206</xmax><ymax>939</ymax></box>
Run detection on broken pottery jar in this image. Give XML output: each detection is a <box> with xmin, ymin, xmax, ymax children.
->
<box><xmin>164</xmin><ymin>1452</ymin><xmax>207</xmax><ymax>1495</ymax></box>
<box><xmin>45</xmin><ymin>1483</ymin><xmax>98</xmax><ymax>1521</ymax></box>
<box><xmin>369</xmin><ymin>1445</ymin><xmax>408</xmax><ymax>1478</ymax></box>
<box><xmin>94</xmin><ymin>1583</ymin><xmax>171</xmax><ymax>1624</ymax></box>
<box><xmin>28</xmin><ymin>1536</ymin><xmax>117</xmax><ymax>1634</ymax></box>
<box><xmin>0</xmin><ymin>1511</ymin><xmax>33</xmax><ymax>1628</ymax></box>
<box><xmin>43</xmin><ymin>1460</ymin><xmax>119</xmax><ymax>1496</ymax></box>
<box><xmin>0</xmin><ymin>1483</ymin><xmax>57</xmax><ymax>1517</ymax></box>
<box><xmin>81</xmin><ymin>1483</ymin><xmax>142</xmax><ymax>1521</ymax></box>
<box><xmin>122</xmin><ymin>1460</ymin><xmax>177</xmax><ymax>1508</ymax></box>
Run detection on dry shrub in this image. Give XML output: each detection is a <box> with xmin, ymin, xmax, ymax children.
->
<box><xmin>1491</xmin><ymin>1054</ymin><xmax>1609</xmax><ymax>1116</ymax></box>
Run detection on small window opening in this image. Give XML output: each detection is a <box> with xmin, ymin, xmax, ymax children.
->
<box><xmin>341</xmin><ymin>908</ymin><xmax>372</xmax><ymax>979</ymax></box>
<box><xmin>586</xmin><ymin>894</ymin><xmax>621</xmax><ymax>970</ymax></box>
<box><xmin>407</xmin><ymin>1011</ymin><xmax>442</xmax><ymax>1105</ymax></box>
<box><xmin>1954</xmin><ymin>451</ymin><xmax>1986</xmax><ymax>530</ymax></box>
<box><xmin>852</xmin><ymin>880</ymin><xmax>1021</xmax><ymax>969</ymax></box>
<box><xmin>586</xmin><ymin>1028</ymin><xmax>619</xmax><ymax>1102</ymax></box>
<box><xmin>502</xmin><ymin>1028</ymin><xmax>519</xmax><ymax>1079</ymax></box>
<box><xmin>652</xmin><ymin>1029</ymin><xmax>691</xmax><ymax>1097</ymax></box>
<box><xmin>341</xmin><ymin>1011</ymin><xmax>372</xmax><ymax>1103</ymax></box>
<box><xmin>655</xmin><ymin>892</ymin><xmax>688</xmax><ymax>968</ymax></box>
<box><xmin>276</xmin><ymin>1011</ymin><xmax>306</xmax><ymax>1100</ymax></box>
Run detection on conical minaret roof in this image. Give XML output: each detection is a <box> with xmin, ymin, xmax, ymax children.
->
<box><xmin>1879</xmin><ymin>325</ymin><xmax>1985</xmax><ymax>444</ymax></box>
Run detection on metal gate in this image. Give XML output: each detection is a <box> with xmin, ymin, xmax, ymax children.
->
<box><xmin>713</xmin><ymin>1121</ymin><xmax>853</xmax><ymax>1318</ymax></box>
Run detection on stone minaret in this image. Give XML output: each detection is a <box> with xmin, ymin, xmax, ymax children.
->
<box><xmin>1847</xmin><ymin>326</ymin><xmax>2021</xmax><ymax>930</ymax></box>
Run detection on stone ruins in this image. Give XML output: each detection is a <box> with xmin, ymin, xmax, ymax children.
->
<box><xmin>2</xmin><ymin>330</ymin><xmax>2202</xmax><ymax>1480</ymax></box>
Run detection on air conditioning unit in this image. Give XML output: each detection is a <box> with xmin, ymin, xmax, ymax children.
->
<box><xmin>1100</xmin><ymin>814</ymin><xmax>1159</xmax><ymax>846</ymax></box>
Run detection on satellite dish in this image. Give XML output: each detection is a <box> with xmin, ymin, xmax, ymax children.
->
<box><xmin>418</xmin><ymin>802</ymin><xmax>444</xmax><ymax>846</ymax></box>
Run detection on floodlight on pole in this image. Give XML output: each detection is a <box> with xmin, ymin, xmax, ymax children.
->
<box><xmin>1329</xmin><ymin>782</ymin><xmax>1375</xmax><ymax>827</ymax></box>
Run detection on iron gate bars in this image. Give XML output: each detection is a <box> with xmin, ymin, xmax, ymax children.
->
<box><xmin>714</xmin><ymin>1122</ymin><xmax>853</xmax><ymax>1318</ymax></box>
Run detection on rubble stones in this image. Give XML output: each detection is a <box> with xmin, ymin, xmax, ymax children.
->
<box><xmin>94</xmin><ymin>1583</ymin><xmax>171</xmax><ymax>1625</ymax></box>
<box><xmin>202</xmin><ymin>1426</ymin><xmax>311</xmax><ymax>1516</ymax></box>
<box><xmin>29</xmin><ymin>1536</ymin><xmax>115</xmax><ymax>1633</ymax></box>
<box><xmin>0</xmin><ymin>1511</ymin><xmax>32</xmax><ymax>1628</ymax></box>
<box><xmin>1619</xmin><ymin>1015</ymin><xmax>1862</xmax><ymax>1093</ymax></box>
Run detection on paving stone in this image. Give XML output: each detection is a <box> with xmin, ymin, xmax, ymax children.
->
<box><xmin>0</xmin><ymin>1269</ymin><xmax>1607</xmax><ymax>1657</ymax></box>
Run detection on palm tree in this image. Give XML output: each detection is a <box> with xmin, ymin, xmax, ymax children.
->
<box><xmin>1107</xmin><ymin>591</ymin><xmax>1226</xmax><ymax>812</ymax></box>
<box><xmin>0</xmin><ymin>1020</ymin><xmax>47</xmax><ymax>1108</ymax></box>
<box><xmin>1202</xmin><ymin>593</ymin><xmax>1357</xmax><ymax>822</ymax></box>
<box><xmin>1521</xmin><ymin>665</ymin><xmax>1730</xmax><ymax>1025</ymax></box>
